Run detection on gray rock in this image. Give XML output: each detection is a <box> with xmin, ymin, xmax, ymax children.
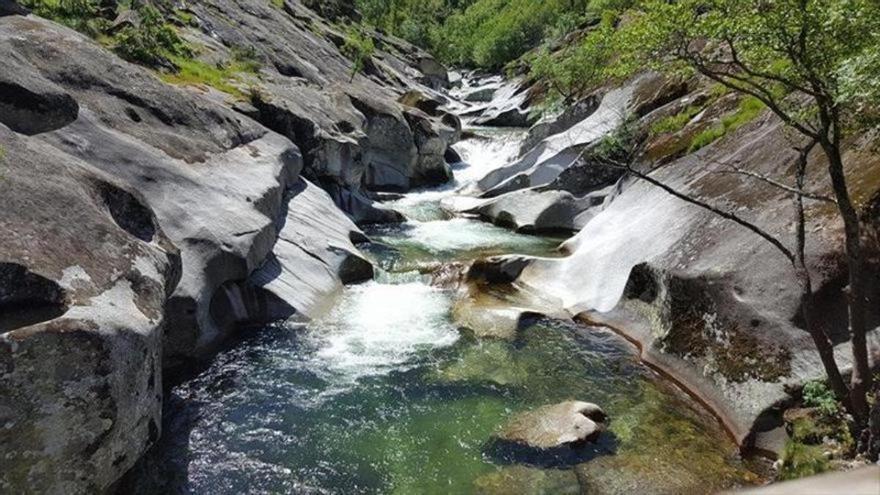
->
<box><xmin>463</xmin><ymin>86</ymin><xmax>498</xmax><ymax>103</ymax></box>
<box><xmin>0</xmin><ymin>63</ymin><xmax>78</xmax><ymax>135</ymax></box>
<box><xmin>0</xmin><ymin>125</ymin><xmax>178</xmax><ymax>494</ymax></box>
<box><xmin>469</xmin><ymin>186</ymin><xmax>616</xmax><ymax>234</ymax></box>
<box><xmin>513</xmin><ymin>105</ymin><xmax>880</xmax><ymax>445</ymax></box>
<box><xmin>520</xmin><ymin>94</ymin><xmax>601</xmax><ymax>155</ymax></box>
<box><xmin>495</xmin><ymin>401</ymin><xmax>607</xmax><ymax>450</ymax></box>
<box><xmin>246</xmin><ymin>178</ymin><xmax>373</xmax><ymax>321</ymax></box>
<box><xmin>417</xmin><ymin>55</ymin><xmax>449</xmax><ymax>89</ymax></box>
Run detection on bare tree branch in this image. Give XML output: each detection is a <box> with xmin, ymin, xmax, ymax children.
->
<box><xmin>591</xmin><ymin>154</ymin><xmax>797</xmax><ymax>263</ymax></box>
<box><xmin>714</xmin><ymin>163</ymin><xmax>837</xmax><ymax>204</ymax></box>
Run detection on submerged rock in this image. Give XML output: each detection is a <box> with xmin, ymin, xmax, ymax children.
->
<box><xmin>496</xmin><ymin>401</ymin><xmax>608</xmax><ymax>450</ymax></box>
<box><xmin>473</xmin><ymin>465</ymin><xmax>581</xmax><ymax>495</ymax></box>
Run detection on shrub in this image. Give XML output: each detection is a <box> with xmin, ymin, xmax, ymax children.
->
<box><xmin>20</xmin><ymin>0</ymin><xmax>107</xmax><ymax>35</ymax></box>
<box><xmin>802</xmin><ymin>380</ymin><xmax>840</xmax><ymax>416</ymax></box>
<box><xmin>649</xmin><ymin>105</ymin><xmax>701</xmax><ymax>136</ymax></box>
<box><xmin>341</xmin><ymin>28</ymin><xmax>376</xmax><ymax>81</ymax></box>
<box><xmin>779</xmin><ymin>441</ymin><xmax>830</xmax><ymax>481</ymax></box>
<box><xmin>530</xmin><ymin>15</ymin><xmax>616</xmax><ymax>101</ymax></box>
<box><xmin>114</xmin><ymin>6</ymin><xmax>190</xmax><ymax>67</ymax></box>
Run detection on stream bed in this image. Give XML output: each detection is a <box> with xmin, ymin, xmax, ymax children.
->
<box><xmin>135</xmin><ymin>128</ymin><xmax>760</xmax><ymax>494</ymax></box>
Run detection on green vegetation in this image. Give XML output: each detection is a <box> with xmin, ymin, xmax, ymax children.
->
<box><xmin>802</xmin><ymin>380</ymin><xmax>840</xmax><ymax>416</ymax></box>
<box><xmin>160</xmin><ymin>57</ymin><xmax>252</xmax><ymax>98</ymax></box>
<box><xmin>19</xmin><ymin>0</ymin><xmax>107</xmax><ymax>35</ymax></box>
<box><xmin>114</xmin><ymin>5</ymin><xmax>190</xmax><ymax>66</ymax></box>
<box><xmin>650</xmin><ymin>106</ymin><xmax>701</xmax><ymax>136</ymax></box>
<box><xmin>688</xmin><ymin>97</ymin><xmax>765</xmax><ymax>152</ymax></box>
<box><xmin>21</xmin><ymin>1</ymin><xmax>263</xmax><ymax>97</ymax></box>
<box><xmin>341</xmin><ymin>28</ymin><xmax>376</xmax><ymax>81</ymax></box>
<box><xmin>779</xmin><ymin>441</ymin><xmax>830</xmax><ymax>481</ymax></box>
<box><xmin>530</xmin><ymin>12</ymin><xmax>616</xmax><ymax>101</ymax></box>
<box><xmin>355</xmin><ymin>0</ymin><xmax>637</xmax><ymax>69</ymax></box>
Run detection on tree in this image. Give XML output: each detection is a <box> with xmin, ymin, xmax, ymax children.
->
<box><xmin>613</xmin><ymin>0</ymin><xmax>880</xmax><ymax>426</ymax></box>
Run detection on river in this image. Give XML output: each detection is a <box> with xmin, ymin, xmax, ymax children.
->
<box><xmin>132</xmin><ymin>125</ymin><xmax>759</xmax><ymax>494</ymax></box>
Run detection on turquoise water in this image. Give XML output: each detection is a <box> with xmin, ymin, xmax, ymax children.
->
<box><xmin>135</xmin><ymin>131</ymin><xmax>756</xmax><ymax>494</ymax></box>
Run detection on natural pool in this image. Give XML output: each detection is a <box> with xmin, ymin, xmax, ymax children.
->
<box><xmin>133</xmin><ymin>129</ymin><xmax>759</xmax><ymax>494</ymax></box>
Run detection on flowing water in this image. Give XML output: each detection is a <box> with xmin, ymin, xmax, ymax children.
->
<box><xmin>137</xmin><ymin>128</ymin><xmax>759</xmax><ymax>494</ymax></box>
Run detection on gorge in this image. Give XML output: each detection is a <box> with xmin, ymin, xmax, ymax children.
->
<box><xmin>1</xmin><ymin>1</ymin><xmax>879</xmax><ymax>494</ymax></box>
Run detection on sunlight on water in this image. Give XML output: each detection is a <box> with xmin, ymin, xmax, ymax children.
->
<box><xmin>453</xmin><ymin>128</ymin><xmax>527</xmax><ymax>188</ymax></box>
<box><xmin>307</xmin><ymin>282</ymin><xmax>459</xmax><ymax>387</ymax></box>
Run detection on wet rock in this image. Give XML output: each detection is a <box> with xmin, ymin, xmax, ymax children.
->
<box><xmin>463</xmin><ymin>86</ymin><xmax>498</xmax><ymax>103</ymax></box>
<box><xmin>417</xmin><ymin>55</ymin><xmax>449</xmax><ymax>89</ymax></box>
<box><xmin>473</xmin><ymin>465</ymin><xmax>581</xmax><ymax>495</ymax></box>
<box><xmin>512</xmin><ymin>86</ymin><xmax>880</xmax><ymax>445</ymax></box>
<box><xmin>247</xmin><ymin>178</ymin><xmax>374</xmax><ymax>321</ymax></box>
<box><xmin>495</xmin><ymin>401</ymin><xmax>608</xmax><ymax>451</ymax></box>
<box><xmin>575</xmin><ymin>455</ymin><xmax>706</xmax><ymax>495</ymax></box>
<box><xmin>469</xmin><ymin>187</ymin><xmax>612</xmax><ymax>234</ymax></box>
<box><xmin>468</xmin><ymin>256</ymin><xmax>534</xmax><ymax>285</ymax></box>
<box><xmin>453</xmin><ymin>297</ymin><xmax>540</xmax><ymax>340</ymax></box>
<box><xmin>519</xmin><ymin>94</ymin><xmax>601</xmax><ymax>156</ymax></box>
<box><xmin>473</xmin><ymin>106</ymin><xmax>537</xmax><ymax>128</ymax></box>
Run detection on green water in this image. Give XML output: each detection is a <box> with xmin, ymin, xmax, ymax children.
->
<box><xmin>137</xmin><ymin>133</ymin><xmax>757</xmax><ymax>494</ymax></box>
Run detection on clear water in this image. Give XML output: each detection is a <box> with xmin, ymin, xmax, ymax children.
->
<box><xmin>135</xmin><ymin>130</ymin><xmax>757</xmax><ymax>494</ymax></box>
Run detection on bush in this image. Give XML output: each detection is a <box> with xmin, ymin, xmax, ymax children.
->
<box><xmin>802</xmin><ymin>380</ymin><xmax>840</xmax><ymax>416</ymax></box>
<box><xmin>20</xmin><ymin>0</ymin><xmax>107</xmax><ymax>35</ymax></box>
<box><xmin>530</xmin><ymin>14</ymin><xmax>616</xmax><ymax>101</ymax></box>
<box><xmin>114</xmin><ymin>6</ymin><xmax>190</xmax><ymax>67</ymax></box>
<box><xmin>341</xmin><ymin>28</ymin><xmax>376</xmax><ymax>81</ymax></box>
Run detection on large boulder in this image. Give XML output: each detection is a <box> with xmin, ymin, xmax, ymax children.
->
<box><xmin>242</xmin><ymin>178</ymin><xmax>374</xmax><ymax>321</ymax></box>
<box><xmin>0</xmin><ymin>125</ymin><xmax>179</xmax><ymax>494</ymax></box>
<box><xmin>468</xmin><ymin>186</ymin><xmax>616</xmax><ymax>234</ymax></box>
<box><xmin>183</xmin><ymin>0</ymin><xmax>458</xmax><ymax>205</ymax></box>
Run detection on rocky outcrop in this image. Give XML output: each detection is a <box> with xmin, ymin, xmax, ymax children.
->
<box><xmin>488</xmin><ymin>92</ymin><xmax>880</xmax><ymax>445</ymax></box>
<box><xmin>181</xmin><ymin>0</ymin><xmax>460</xmax><ymax>218</ymax></box>
<box><xmin>0</xmin><ymin>5</ymin><xmax>455</xmax><ymax>490</ymax></box>
<box><xmin>487</xmin><ymin>401</ymin><xmax>612</xmax><ymax>467</ymax></box>
<box><xmin>495</xmin><ymin>401</ymin><xmax>607</xmax><ymax>450</ymax></box>
<box><xmin>0</xmin><ymin>124</ymin><xmax>179</xmax><ymax>493</ymax></box>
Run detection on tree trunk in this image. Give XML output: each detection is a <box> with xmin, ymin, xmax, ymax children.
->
<box><xmin>795</xmin><ymin>269</ymin><xmax>852</xmax><ymax>408</ymax></box>
<box><xmin>821</xmin><ymin>138</ymin><xmax>872</xmax><ymax>426</ymax></box>
<box><xmin>792</xmin><ymin>139</ymin><xmax>852</xmax><ymax>408</ymax></box>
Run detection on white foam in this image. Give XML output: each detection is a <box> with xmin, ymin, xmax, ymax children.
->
<box><xmin>305</xmin><ymin>282</ymin><xmax>459</xmax><ymax>385</ymax></box>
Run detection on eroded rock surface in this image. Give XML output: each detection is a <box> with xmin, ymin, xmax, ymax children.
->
<box><xmin>0</xmin><ymin>124</ymin><xmax>179</xmax><ymax>493</ymax></box>
<box><xmin>477</xmin><ymin>75</ymin><xmax>880</xmax><ymax>445</ymax></box>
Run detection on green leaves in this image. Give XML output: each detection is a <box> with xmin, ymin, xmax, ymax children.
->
<box><xmin>342</xmin><ymin>28</ymin><xmax>376</xmax><ymax>80</ymax></box>
<box><xmin>530</xmin><ymin>17</ymin><xmax>616</xmax><ymax>100</ymax></box>
<box><xmin>616</xmin><ymin>0</ymin><xmax>880</xmax><ymax>134</ymax></box>
<box><xmin>114</xmin><ymin>6</ymin><xmax>190</xmax><ymax>67</ymax></box>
